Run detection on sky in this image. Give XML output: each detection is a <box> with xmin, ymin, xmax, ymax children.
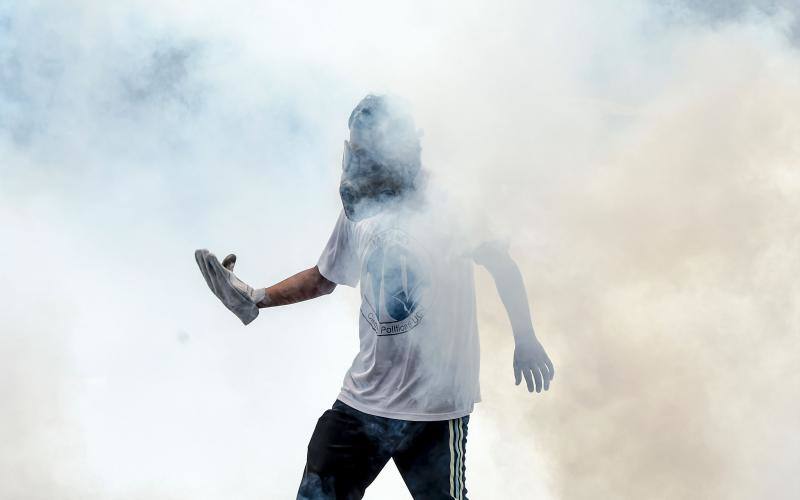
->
<box><xmin>1</xmin><ymin>0</ymin><xmax>799</xmax><ymax>499</ymax></box>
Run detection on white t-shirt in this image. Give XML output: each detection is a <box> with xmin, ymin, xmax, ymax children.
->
<box><xmin>317</xmin><ymin>203</ymin><xmax>482</xmax><ymax>421</ymax></box>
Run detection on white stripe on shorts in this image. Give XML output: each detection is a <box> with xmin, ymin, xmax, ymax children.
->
<box><xmin>449</xmin><ymin>419</ymin><xmax>456</xmax><ymax>498</ymax></box>
<box><xmin>457</xmin><ymin>418</ymin><xmax>464</xmax><ymax>499</ymax></box>
<box><xmin>448</xmin><ymin>417</ymin><xmax>466</xmax><ymax>500</ymax></box>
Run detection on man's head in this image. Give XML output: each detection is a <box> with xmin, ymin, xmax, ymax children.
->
<box><xmin>339</xmin><ymin>95</ymin><xmax>422</xmax><ymax>221</ymax></box>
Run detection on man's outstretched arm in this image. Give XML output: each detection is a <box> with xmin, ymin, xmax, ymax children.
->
<box><xmin>195</xmin><ymin>249</ymin><xmax>335</xmax><ymax>325</ymax></box>
<box><xmin>258</xmin><ymin>265</ymin><xmax>336</xmax><ymax>308</ymax></box>
<box><xmin>473</xmin><ymin>242</ymin><xmax>554</xmax><ymax>393</ymax></box>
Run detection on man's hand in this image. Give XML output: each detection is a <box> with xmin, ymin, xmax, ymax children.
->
<box><xmin>194</xmin><ymin>249</ymin><xmax>266</xmax><ymax>325</ymax></box>
<box><xmin>513</xmin><ymin>334</ymin><xmax>554</xmax><ymax>393</ymax></box>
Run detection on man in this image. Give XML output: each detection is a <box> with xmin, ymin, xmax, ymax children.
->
<box><xmin>195</xmin><ymin>95</ymin><xmax>554</xmax><ymax>499</ymax></box>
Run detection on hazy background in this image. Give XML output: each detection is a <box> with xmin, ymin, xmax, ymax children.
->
<box><xmin>2</xmin><ymin>0</ymin><xmax>798</xmax><ymax>498</ymax></box>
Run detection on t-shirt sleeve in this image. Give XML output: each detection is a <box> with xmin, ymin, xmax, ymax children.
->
<box><xmin>317</xmin><ymin>210</ymin><xmax>360</xmax><ymax>287</ymax></box>
<box><xmin>471</xmin><ymin>238</ymin><xmax>511</xmax><ymax>266</ymax></box>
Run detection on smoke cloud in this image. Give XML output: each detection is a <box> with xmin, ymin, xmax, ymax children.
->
<box><xmin>1</xmin><ymin>0</ymin><xmax>798</xmax><ymax>499</ymax></box>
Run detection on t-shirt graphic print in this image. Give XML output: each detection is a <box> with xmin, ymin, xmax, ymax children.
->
<box><xmin>317</xmin><ymin>205</ymin><xmax>482</xmax><ymax>421</ymax></box>
<box><xmin>361</xmin><ymin>227</ymin><xmax>433</xmax><ymax>337</ymax></box>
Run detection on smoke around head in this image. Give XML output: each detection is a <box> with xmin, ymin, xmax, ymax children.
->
<box><xmin>340</xmin><ymin>94</ymin><xmax>424</xmax><ymax>221</ymax></box>
<box><xmin>347</xmin><ymin>94</ymin><xmax>421</xmax><ymax>174</ymax></box>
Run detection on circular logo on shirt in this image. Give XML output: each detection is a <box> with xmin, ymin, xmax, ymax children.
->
<box><xmin>360</xmin><ymin>228</ymin><xmax>432</xmax><ymax>336</ymax></box>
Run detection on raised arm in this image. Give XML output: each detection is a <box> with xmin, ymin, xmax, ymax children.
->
<box><xmin>195</xmin><ymin>249</ymin><xmax>335</xmax><ymax>326</ymax></box>
<box><xmin>473</xmin><ymin>242</ymin><xmax>554</xmax><ymax>393</ymax></box>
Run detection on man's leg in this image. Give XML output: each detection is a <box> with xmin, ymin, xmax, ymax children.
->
<box><xmin>393</xmin><ymin>415</ymin><xmax>470</xmax><ymax>500</ymax></box>
<box><xmin>297</xmin><ymin>400</ymin><xmax>394</xmax><ymax>500</ymax></box>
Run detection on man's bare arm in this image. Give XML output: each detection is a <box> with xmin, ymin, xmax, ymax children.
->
<box><xmin>257</xmin><ymin>265</ymin><xmax>336</xmax><ymax>308</ymax></box>
<box><xmin>473</xmin><ymin>242</ymin><xmax>554</xmax><ymax>393</ymax></box>
<box><xmin>473</xmin><ymin>244</ymin><xmax>536</xmax><ymax>339</ymax></box>
<box><xmin>196</xmin><ymin>251</ymin><xmax>336</xmax><ymax>325</ymax></box>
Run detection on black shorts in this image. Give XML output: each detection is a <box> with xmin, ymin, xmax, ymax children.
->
<box><xmin>297</xmin><ymin>399</ymin><xmax>469</xmax><ymax>500</ymax></box>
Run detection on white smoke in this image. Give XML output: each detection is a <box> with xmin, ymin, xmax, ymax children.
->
<box><xmin>1</xmin><ymin>0</ymin><xmax>798</xmax><ymax>499</ymax></box>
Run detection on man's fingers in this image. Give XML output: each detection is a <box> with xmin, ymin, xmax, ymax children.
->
<box><xmin>204</xmin><ymin>254</ymin><xmax>224</xmax><ymax>287</ymax></box>
<box><xmin>194</xmin><ymin>249</ymin><xmax>259</xmax><ymax>325</ymax></box>
<box><xmin>523</xmin><ymin>369</ymin><xmax>535</xmax><ymax>393</ymax></box>
<box><xmin>207</xmin><ymin>254</ymin><xmax>232</xmax><ymax>286</ymax></box>
<box><xmin>204</xmin><ymin>253</ymin><xmax>234</xmax><ymax>299</ymax></box>
<box><xmin>222</xmin><ymin>253</ymin><xmax>236</xmax><ymax>271</ymax></box>
<box><xmin>196</xmin><ymin>249</ymin><xmax>226</xmax><ymax>295</ymax></box>
<box><xmin>194</xmin><ymin>250</ymin><xmax>215</xmax><ymax>290</ymax></box>
<box><xmin>514</xmin><ymin>364</ymin><xmax>522</xmax><ymax>386</ymax></box>
<box><xmin>536</xmin><ymin>356</ymin><xmax>553</xmax><ymax>385</ymax></box>
<box><xmin>206</xmin><ymin>252</ymin><xmax>223</xmax><ymax>272</ymax></box>
<box><xmin>532</xmin><ymin>367</ymin><xmax>543</xmax><ymax>393</ymax></box>
<box><xmin>194</xmin><ymin>249</ymin><xmax>207</xmax><ymax>265</ymax></box>
<box><xmin>541</xmin><ymin>363</ymin><xmax>550</xmax><ymax>391</ymax></box>
<box><xmin>544</xmin><ymin>355</ymin><xmax>555</xmax><ymax>381</ymax></box>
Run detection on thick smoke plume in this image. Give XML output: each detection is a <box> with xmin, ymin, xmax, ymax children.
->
<box><xmin>1</xmin><ymin>1</ymin><xmax>798</xmax><ymax>499</ymax></box>
<box><xmin>446</xmin><ymin>12</ymin><xmax>800</xmax><ymax>499</ymax></box>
